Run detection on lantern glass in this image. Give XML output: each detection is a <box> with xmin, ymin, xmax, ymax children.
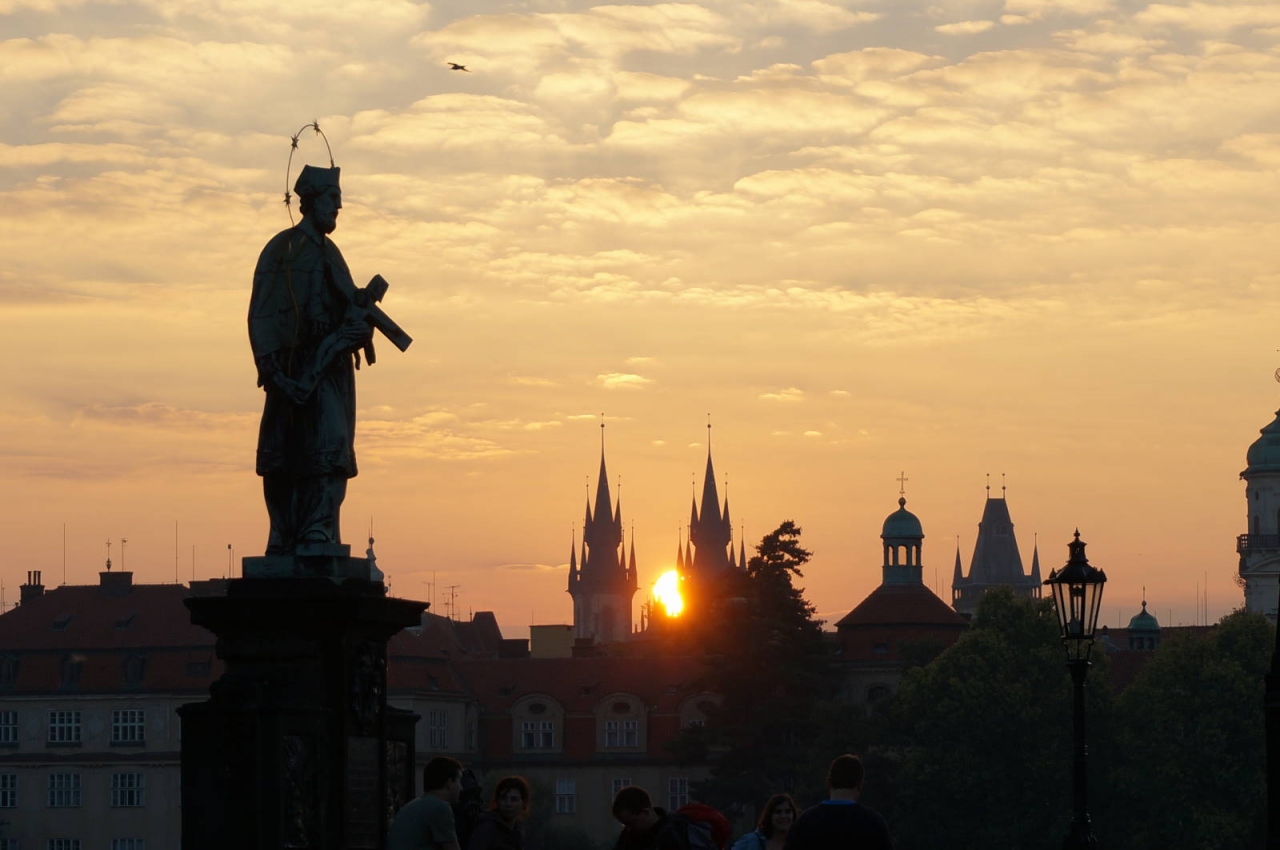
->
<box><xmin>1044</xmin><ymin>532</ymin><xmax>1107</xmax><ymax>664</ymax></box>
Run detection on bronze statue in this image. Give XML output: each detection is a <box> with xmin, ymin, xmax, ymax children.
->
<box><xmin>248</xmin><ymin>164</ymin><xmax>411</xmax><ymax>556</ymax></box>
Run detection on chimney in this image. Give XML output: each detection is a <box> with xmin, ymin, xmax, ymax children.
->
<box><xmin>20</xmin><ymin>570</ymin><xmax>44</xmax><ymax>604</ymax></box>
<box><xmin>99</xmin><ymin>570</ymin><xmax>134</xmax><ymax>595</ymax></box>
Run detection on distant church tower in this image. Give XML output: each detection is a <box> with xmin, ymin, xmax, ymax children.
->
<box><xmin>951</xmin><ymin>482</ymin><xmax>1041</xmax><ymax>617</ymax></box>
<box><xmin>1238</xmin><ymin>404</ymin><xmax>1280</xmax><ymax>621</ymax></box>
<box><xmin>566</xmin><ymin>430</ymin><xmax>638</xmax><ymax>642</ymax></box>
<box><xmin>684</xmin><ymin>426</ymin><xmax>741</xmax><ymax>580</ymax></box>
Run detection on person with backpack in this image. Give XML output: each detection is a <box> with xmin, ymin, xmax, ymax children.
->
<box><xmin>730</xmin><ymin>794</ymin><xmax>797</xmax><ymax>850</ymax></box>
<box><xmin>611</xmin><ymin>786</ymin><xmax>731</xmax><ymax>850</ymax></box>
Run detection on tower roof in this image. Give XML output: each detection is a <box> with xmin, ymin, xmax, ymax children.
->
<box><xmin>881</xmin><ymin>497</ymin><xmax>924</xmax><ymax>540</ymax></box>
<box><xmin>1244</xmin><ymin>409</ymin><xmax>1280</xmax><ymax>475</ymax></box>
<box><xmin>1128</xmin><ymin>600</ymin><xmax>1160</xmax><ymax>632</ymax></box>
<box><xmin>965</xmin><ymin>497</ymin><xmax>1029</xmax><ymax>585</ymax></box>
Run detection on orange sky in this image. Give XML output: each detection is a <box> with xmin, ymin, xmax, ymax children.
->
<box><xmin>2</xmin><ymin>0</ymin><xmax>1279</xmax><ymax>635</ymax></box>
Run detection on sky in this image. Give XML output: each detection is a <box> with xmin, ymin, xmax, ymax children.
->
<box><xmin>1</xmin><ymin>0</ymin><xmax>1278</xmax><ymax>636</ymax></box>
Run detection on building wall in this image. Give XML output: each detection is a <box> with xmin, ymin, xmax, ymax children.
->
<box><xmin>0</xmin><ymin>693</ymin><xmax>191</xmax><ymax>849</ymax></box>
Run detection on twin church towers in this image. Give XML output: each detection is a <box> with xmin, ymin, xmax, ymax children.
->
<box><xmin>566</xmin><ymin>426</ymin><xmax>742</xmax><ymax>643</ymax></box>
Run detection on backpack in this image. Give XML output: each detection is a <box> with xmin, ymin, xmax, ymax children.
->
<box><xmin>672</xmin><ymin>803</ymin><xmax>732</xmax><ymax>850</ymax></box>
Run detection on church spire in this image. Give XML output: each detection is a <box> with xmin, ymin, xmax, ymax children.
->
<box><xmin>1030</xmin><ymin>534</ymin><xmax>1042</xmax><ymax>583</ymax></box>
<box><xmin>676</xmin><ymin>530</ymin><xmax>685</xmax><ymax>571</ymax></box>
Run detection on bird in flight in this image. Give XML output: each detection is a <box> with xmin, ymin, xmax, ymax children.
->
<box><xmin>447</xmin><ymin>62</ymin><xmax>470</xmax><ymax>72</ymax></box>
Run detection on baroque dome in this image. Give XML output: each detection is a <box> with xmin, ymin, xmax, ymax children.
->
<box><xmin>1245</xmin><ymin>409</ymin><xmax>1280</xmax><ymax>475</ymax></box>
<box><xmin>881</xmin><ymin>497</ymin><xmax>924</xmax><ymax>540</ymax></box>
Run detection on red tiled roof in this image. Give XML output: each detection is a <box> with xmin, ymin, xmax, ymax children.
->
<box><xmin>0</xmin><ymin>580</ymin><xmax>216</xmax><ymax>651</ymax></box>
<box><xmin>835</xmin><ymin>583</ymin><xmax>968</xmax><ymax>628</ymax></box>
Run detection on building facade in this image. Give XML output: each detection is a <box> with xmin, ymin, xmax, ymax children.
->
<box><xmin>835</xmin><ymin>497</ymin><xmax>968</xmax><ymax>703</ymax></box>
<box><xmin>1238</xmin><ymin>406</ymin><xmax>1280</xmax><ymax>620</ymax></box>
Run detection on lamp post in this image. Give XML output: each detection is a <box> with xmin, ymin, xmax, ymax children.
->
<box><xmin>1044</xmin><ymin>530</ymin><xmax>1107</xmax><ymax>850</ymax></box>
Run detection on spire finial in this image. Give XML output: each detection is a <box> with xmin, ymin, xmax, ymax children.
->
<box><xmin>897</xmin><ymin>470</ymin><xmax>909</xmax><ymax>497</ymax></box>
<box><xmin>1141</xmin><ymin>585</ymin><xmax>1147</xmax><ymax>609</ymax></box>
<box><xmin>1002</xmin><ymin>472</ymin><xmax>1007</xmax><ymax>497</ymax></box>
<box><xmin>105</xmin><ymin>538</ymin><xmax>112</xmax><ymax>571</ymax></box>
<box><xmin>600</xmin><ymin>412</ymin><xmax>605</xmax><ymax>454</ymax></box>
<box><xmin>707</xmin><ymin>413</ymin><xmax>712</xmax><ymax>455</ymax></box>
<box><xmin>985</xmin><ymin>473</ymin><xmax>990</xmax><ymax>497</ymax></box>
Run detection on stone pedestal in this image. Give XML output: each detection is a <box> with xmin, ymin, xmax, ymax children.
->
<box><xmin>179</xmin><ymin>571</ymin><xmax>425</xmax><ymax>850</ymax></box>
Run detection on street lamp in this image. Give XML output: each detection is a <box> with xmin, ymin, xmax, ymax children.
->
<box><xmin>1044</xmin><ymin>530</ymin><xmax>1107</xmax><ymax>850</ymax></box>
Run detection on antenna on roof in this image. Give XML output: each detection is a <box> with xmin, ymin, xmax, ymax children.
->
<box><xmin>62</xmin><ymin>523</ymin><xmax>66</xmax><ymax>586</ymax></box>
<box><xmin>174</xmin><ymin>521</ymin><xmax>179</xmax><ymax>584</ymax></box>
<box><xmin>121</xmin><ymin>538</ymin><xmax>127</xmax><ymax>572</ymax></box>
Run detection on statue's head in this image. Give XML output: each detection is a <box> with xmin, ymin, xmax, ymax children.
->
<box><xmin>294</xmin><ymin>165</ymin><xmax>342</xmax><ymax>234</ymax></box>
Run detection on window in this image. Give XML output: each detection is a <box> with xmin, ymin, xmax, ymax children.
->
<box><xmin>48</xmin><ymin>842</ymin><xmax>79</xmax><ymax>850</ymax></box>
<box><xmin>668</xmin><ymin>777</ymin><xmax>688</xmax><ymax>810</ymax></box>
<box><xmin>111</xmin><ymin>773</ymin><xmax>145</xmax><ymax>807</ymax></box>
<box><xmin>0</xmin><ymin>773</ymin><xmax>16</xmax><ymax>807</ymax></box>
<box><xmin>554</xmin><ymin>779</ymin><xmax>575</xmax><ymax>814</ymax></box>
<box><xmin>520</xmin><ymin>721</ymin><xmax>535</xmax><ymax>749</ymax></box>
<box><xmin>427</xmin><ymin>710</ymin><xmax>447</xmax><ymax>749</ymax></box>
<box><xmin>47</xmin><ymin>773</ymin><xmax>81</xmax><ymax>807</ymax></box>
<box><xmin>112</xmin><ymin>710</ymin><xmax>145</xmax><ymax>744</ymax></box>
<box><xmin>0</xmin><ymin>656</ymin><xmax>17</xmax><ymax>687</ymax></box>
<box><xmin>0</xmin><ymin>710</ymin><xmax>16</xmax><ymax>744</ymax></box>
<box><xmin>611</xmin><ymin>778</ymin><xmax>632</xmax><ymax>798</ymax></box>
<box><xmin>47</xmin><ymin>711</ymin><xmax>80</xmax><ymax>744</ymax></box>
<box><xmin>122</xmin><ymin>655</ymin><xmax>145</xmax><ymax>684</ymax></box>
<box><xmin>111</xmin><ymin>842</ymin><xmax>144</xmax><ymax>850</ymax></box>
<box><xmin>538</xmin><ymin>720</ymin><xmax>554</xmax><ymax>748</ymax></box>
<box><xmin>59</xmin><ymin>656</ymin><xmax>81</xmax><ymax>688</ymax></box>
<box><xmin>465</xmin><ymin>720</ymin><xmax>476</xmax><ymax>750</ymax></box>
<box><xmin>605</xmin><ymin>719</ymin><xmax>638</xmax><ymax>748</ymax></box>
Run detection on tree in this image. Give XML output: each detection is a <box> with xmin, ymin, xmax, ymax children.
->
<box><xmin>1106</xmin><ymin>610</ymin><xmax>1271</xmax><ymax>850</ymax></box>
<box><xmin>676</xmin><ymin>521</ymin><xmax>833</xmax><ymax>811</ymax></box>
<box><xmin>886</xmin><ymin>587</ymin><xmax>1107</xmax><ymax>850</ymax></box>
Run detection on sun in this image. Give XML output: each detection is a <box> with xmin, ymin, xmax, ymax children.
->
<box><xmin>653</xmin><ymin>569</ymin><xmax>684</xmax><ymax>617</ymax></box>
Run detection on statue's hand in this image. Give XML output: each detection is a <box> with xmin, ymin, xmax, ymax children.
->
<box><xmin>272</xmin><ymin>372</ymin><xmax>310</xmax><ymax>405</ymax></box>
<box><xmin>337</xmin><ymin>315</ymin><xmax>374</xmax><ymax>351</ymax></box>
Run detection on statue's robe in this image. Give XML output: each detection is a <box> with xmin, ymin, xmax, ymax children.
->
<box><xmin>248</xmin><ymin>223</ymin><xmax>359</xmax><ymax>483</ymax></box>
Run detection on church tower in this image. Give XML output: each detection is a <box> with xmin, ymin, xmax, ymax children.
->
<box><xmin>1238</xmin><ymin>405</ymin><xmax>1280</xmax><ymax>621</ymax></box>
<box><xmin>685</xmin><ymin>426</ymin><xmax>737</xmax><ymax>579</ymax></box>
<box><xmin>952</xmin><ymin>481</ymin><xmax>1041</xmax><ymax>617</ymax></box>
<box><xmin>566</xmin><ymin>430</ymin><xmax>638</xmax><ymax>642</ymax></box>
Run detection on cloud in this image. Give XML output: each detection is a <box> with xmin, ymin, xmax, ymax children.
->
<box><xmin>74</xmin><ymin>403</ymin><xmax>254</xmax><ymax>431</ymax></box>
<box><xmin>760</xmin><ymin>387</ymin><xmax>805</xmax><ymax>402</ymax></box>
<box><xmin>1004</xmin><ymin>0</ymin><xmax>1115</xmax><ymax>19</ymax></box>
<box><xmin>1136</xmin><ymin>3</ymin><xmax>1280</xmax><ymax>31</ymax></box>
<box><xmin>935</xmin><ymin>20</ymin><xmax>996</xmax><ymax>35</ymax></box>
<box><xmin>596</xmin><ymin>372</ymin><xmax>654</xmax><ymax>390</ymax></box>
<box><xmin>509</xmin><ymin>376</ymin><xmax>560</xmax><ymax>387</ymax></box>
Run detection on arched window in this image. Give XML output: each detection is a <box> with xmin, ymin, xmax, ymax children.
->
<box><xmin>597</xmin><ymin>693</ymin><xmax>644</xmax><ymax>750</ymax></box>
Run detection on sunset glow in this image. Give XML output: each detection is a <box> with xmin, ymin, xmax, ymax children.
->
<box><xmin>654</xmin><ymin>570</ymin><xmax>685</xmax><ymax>618</ymax></box>
<box><xmin>0</xmin><ymin>0</ymin><xmax>1275</xmax><ymax>634</ymax></box>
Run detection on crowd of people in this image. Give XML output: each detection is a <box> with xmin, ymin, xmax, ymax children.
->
<box><xmin>387</xmin><ymin>753</ymin><xmax>892</xmax><ymax>850</ymax></box>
